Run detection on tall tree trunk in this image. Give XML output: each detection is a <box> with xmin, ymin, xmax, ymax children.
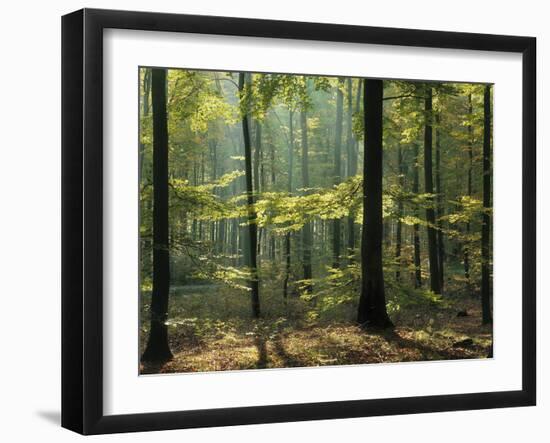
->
<box><xmin>141</xmin><ymin>68</ymin><xmax>173</xmax><ymax>363</ymax></box>
<box><xmin>301</xmin><ymin>108</ymin><xmax>313</xmax><ymax>293</ymax></box>
<box><xmin>435</xmin><ymin>113</ymin><xmax>445</xmax><ymax>291</ymax></box>
<box><xmin>217</xmin><ymin>154</ymin><xmax>227</xmax><ymax>255</ymax></box>
<box><xmin>357</xmin><ymin>79</ymin><xmax>393</xmax><ymax>328</ymax></box>
<box><xmin>464</xmin><ymin>93</ymin><xmax>473</xmax><ymax>284</ymax></box>
<box><xmin>139</xmin><ymin>68</ymin><xmax>152</xmax><ymax>287</ymax></box>
<box><xmin>413</xmin><ymin>143</ymin><xmax>422</xmax><ymax>288</ymax></box>
<box><xmin>395</xmin><ymin>144</ymin><xmax>404</xmax><ymax>281</ymax></box>
<box><xmin>139</xmin><ymin>68</ymin><xmax>151</xmax><ymax>181</ymax></box>
<box><xmin>333</xmin><ymin>78</ymin><xmax>344</xmax><ymax>268</ymax></box>
<box><xmin>254</xmin><ymin>120</ymin><xmax>262</xmax><ymax>258</ymax></box>
<box><xmin>346</xmin><ymin>78</ymin><xmax>358</xmax><ymax>257</ymax></box>
<box><xmin>230</xmin><ymin>134</ymin><xmax>240</xmax><ymax>265</ymax></box>
<box><xmin>424</xmin><ymin>86</ymin><xmax>442</xmax><ymax>295</ymax></box>
<box><xmin>269</xmin><ymin>131</ymin><xmax>277</xmax><ymax>261</ymax></box>
<box><xmin>239</xmin><ymin>73</ymin><xmax>260</xmax><ymax>318</ymax></box>
<box><xmin>253</xmin><ymin>121</ymin><xmax>261</xmax><ymax>196</ymax></box>
<box><xmin>481</xmin><ymin>85</ymin><xmax>493</xmax><ymax>324</ymax></box>
<box><xmin>198</xmin><ymin>151</ymin><xmax>206</xmax><ymax>241</ymax></box>
<box><xmin>283</xmin><ymin>110</ymin><xmax>294</xmax><ymax>299</ymax></box>
<box><xmin>232</xmin><ymin>217</ymin><xmax>239</xmax><ymax>265</ymax></box>
<box><xmin>259</xmin><ymin>129</ymin><xmax>267</xmax><ymax>257</ymax></box>
<box><xmin>210</xmin><ymin>139</ymin><xmax>218</xmax><ymax>248</ymax></box>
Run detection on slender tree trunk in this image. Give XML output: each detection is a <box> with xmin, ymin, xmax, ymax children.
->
<box><xmin>424</xmin><ymin>87</ymin><xmax>442</xmax><ymax>295</ymax></box>
<box><xmin>269</xmin><ymin>133</ymin><xmax>276</xmax><ymax>261</ymax></box>
<box><xmin>232</xmin><ymin>217</ymin><xmax>239</xmax><ymax>265</ymax></box>
<box><xmin>192</xmin><ymin>164</ymin><xmax>198</xmax><ymax>241</ymax></box>
<box><xmin>464</xmin><ymin>93</ymin><xmax>473</xmax><ymax>284</ymax></box>
<box><xmin>254</xmin><ymin>121</ymin><xmax>262</xmax><ymax>258</ymax></box>
<box><xmin>253</xmin><ymin>121</ymin><xmax>261</xmax><ymax>195</ymax></box>
<box><xmin>301</xmin><ymin>108</ymin><xmax>313</xmax><ymax>293</ymax></box>
<box><xmin>435</xmin><ymin>113</ymin><xmax>445</xmax><ymax>291</ymax></box>
<box><xmin>259</xmin><ymin>129</ymin><xmax>266</xmax><ymax>257</ymax></box>
<box><xmin>230</xmin><ymin>135</ymin><xmax>240</xmax><ymax>265</ymax></box>
<box><xmin>283</xmin><ymin>110</ymin><xmax>294</xmax><ymax>299</ymax></box>
<box><xmin>333</xmin><ymin>78</ymin><xmax>344</xmax><ymax>268</ymax></box>
<box><xmin>142</xmin><ymin>68</ymin><xmax>173</xmax><ymax>363</ymax></box>
<box><xmin>139</xmin><ymin>68</ymin><xmax>151</xmax><ymax>181</ymax></box>
<box><xmin>210</xmin><ymin>139</ymin><xmax>218</xmax><ymax>249</ymax></box>
<box><xmin>413</xmin><ymin>143</ymin><xmax>422</xmax><ymax>288</ymax></box>
<box><xmin>232</xmin><ymin>110</ymin><xmax>248</xmax><ymax>266</ymax></box>
<box><xmin>198</xmin><ymin>151</ymin><xmax>206</xmax><ymax>241</ymax></box>
<box><xmin>346</xmin><ymin>78</ymin><xmax>358</xmax><ymax>257</ymax></box>
<box><xmin>217</xmin><ymin>150</ymin><xmax>226</xmax><ymax>255</ymax></box>
<box><xmin>239</xmin><ymin>73</ymin><xmax>260</xmax><ymax>318</ymax></box>
<box><xmin>218</xmin><ymin>216</ymin><xmax>226</xmax><ymax>254</ymax></box>
<box><xmin>357</xmin><ymin>79</ymin><xmax>393</xmax><ymax>328</ymax></box>
<box><xmin>395</xmin><ymin>144</ymin><xmax>404</xmax><ymax>281</ymax></box>
<box><xmin>139</xmin><ymin>69</ymin><xmax>152</xmax><ymax>287</ymax></box>
<box><xmin>481</xmin><ymin>85</ymin><xmax>493</xmax><ymax>324</ymax></box>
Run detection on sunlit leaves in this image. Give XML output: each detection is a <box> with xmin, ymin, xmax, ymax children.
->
<box><xmin>170</xmin><ymin>171</ymin><xmax>244</xmax><ymax>220</ymax></box>
<box><xmin>444</xmin><ymin>196</ymin><xmax>485</xmax><ymax>225</ymax></box>
<box><xmin>254</xmin><ymin>176</ymin><xmax>362</xmax><ymax>232</ymax></box>
<box><xmin>195</xmin><ymin>264</ymin><xmax>252</xmax><ymax>291</ymax></box>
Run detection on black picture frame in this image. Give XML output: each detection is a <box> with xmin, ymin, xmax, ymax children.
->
<box><xmin>62</xmin><ymin>8</ymin><xmax>536</xmax><ymax>435</ymax></box>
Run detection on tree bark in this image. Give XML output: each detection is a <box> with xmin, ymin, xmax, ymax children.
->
<box><xmin>139</xmin><ymin>68</ymin><xmax>152</xmax><ymax>289</ymax></box>
<box><xmin>413</xmin><ymin>143</ymin><xmax>422</xmax><ymax>288</ymax></box>
<box><xmin>239</xmin><ymin>73</ymin><xmax>261</xmax><ymax>318</ymax></box>
<box><xmin>301</xmin><ymin>108</ymin><xmax>313</xmax><ymax>293</ymax></box>
<box><xmin>435</xmin><ymin>112</ymin><xmax>445</xmax><ymax>291</ymax></box>
<box><xmin>283</xmin><ymin>110</ymin><xmax>294</xmax><ymax>299</ymax></box>
<box><xmin>464</xmin><ymin>93</ymin><xmax>473</xmax><ymax>284</ymax></box>
<box><xmin>210</xmin><ymin>139</ymin><xmax>218</xmax><ymax>249</ymax></box>
<box><xmin>269</xmin><ymin>128</ymin><xmax>276</xmax><ymax>261</ymax></box>
<box><xmin>230</xmin><ymin>132</ymin><xmax>240</xmax><ymax>265</ymax></box>
<box><xmin>481</xmin><ymin>85</ymin><xmax>493</xmax><ymax>324</ymax></box>
<box><xmin>395</xmin><ymin>144</ymin><xmax>404</xmax><ymax>281</ymax></box>
<box><xmin>141</xmin><ymin>68</ymin><xmax>173</xmax><ymax>363</ymax></box>
<box><xmin>254</xmin><ymin>120</ymin><xmax>262</xmax><ymax>257</ymax></box>
<box><xmin>346</xmin><ymin>78</ymin><xmax>358</xmax><ymax>257</ymax></box>
<box><xmin>333</xmin><ymin>78</ymin><xmax>344</xmax><ymax>268</ymax></box>
<box><xmin>139</xmin><ymin>68</ymin><xmax>151</xmax><ymax>181</ymax></box>
<box><xmin>424</xmin><ymin>86</ymin><xmax>442</xmax><ymax>295</ymax></box>
<box><xmin>357</xmin><ymin>79</ymin><xmax>393</xmax><ymax>328</ymax></box>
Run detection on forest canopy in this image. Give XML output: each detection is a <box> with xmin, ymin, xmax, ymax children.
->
<box><xmin>138</xmin><ymin>68</ymin><xmax>493</xmax><ymax>373</ymax></box>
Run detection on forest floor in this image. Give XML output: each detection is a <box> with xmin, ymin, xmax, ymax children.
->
<box><xmin>140</xmin><ymin>283</ymin><xmax>493</xmax><ymax>374</ymax></box>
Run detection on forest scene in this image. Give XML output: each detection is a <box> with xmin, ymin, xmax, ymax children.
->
<box><xmin>138</xmin><ymin>67</ymin><xmax>493</xmax><ymax>374</ymax></box>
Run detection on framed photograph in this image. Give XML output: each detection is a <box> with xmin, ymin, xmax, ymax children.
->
<box><xmin>62</xmin><ymin>8</ymin><xmax>536</xmax><ymax>435</ymax></box>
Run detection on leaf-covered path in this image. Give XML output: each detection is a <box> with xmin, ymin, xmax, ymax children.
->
<box><xmin>141</xmin><ymin>296</ymin><xmax>491</xmax><ymax>374</ymax></box>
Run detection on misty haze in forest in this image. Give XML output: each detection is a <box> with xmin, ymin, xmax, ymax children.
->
<box><xmin>138</xmin><ymin>67</ymin><xmax>493</xmax><ymax>374</ymax></box>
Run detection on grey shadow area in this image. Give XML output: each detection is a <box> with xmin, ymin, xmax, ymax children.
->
<box><xmin>36</xmin><ymin>410</ymin><xmax>61</xmax><ymax>426</ymax></box>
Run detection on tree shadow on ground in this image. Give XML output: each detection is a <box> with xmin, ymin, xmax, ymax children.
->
<box><xmin>375</xmin><ymin>329</ymin><xmax>473</xmax><ymax>361</ymax></box>
<box><xmin>271</xmin><ymin>334</ymin><xmax>311</xmax><ymax>368</ymax></box>
<box><xmin>255</xmin><ymin>335</ymin><xmax>268</xmax><ymax>369</ymax></box>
